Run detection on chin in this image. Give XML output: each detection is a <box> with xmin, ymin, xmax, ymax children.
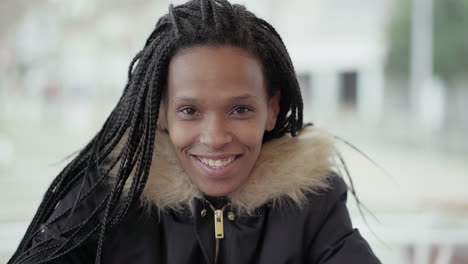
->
<box><xmin>199</xmin><ymin>182</ymin><xmax>241</xmax><ymax>197</ymax></box>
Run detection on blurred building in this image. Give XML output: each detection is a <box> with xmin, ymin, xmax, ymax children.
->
<box><xmin>3</xmin><ymin>0</ymin><xmax>466</xmax><ymax>152</ymax></box>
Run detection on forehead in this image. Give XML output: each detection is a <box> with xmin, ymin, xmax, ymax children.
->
<box><xmin>166</xmin><ymin>45</ymin><xmax>266</xmax><ymax>101</ymax></box>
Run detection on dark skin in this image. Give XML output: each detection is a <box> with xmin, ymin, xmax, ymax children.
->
<box><xmin>158</xmin><ymin>45</ymin><xmax>280</xmax><ymax>196</ymax></box>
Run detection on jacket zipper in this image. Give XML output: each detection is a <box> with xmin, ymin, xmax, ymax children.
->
<box><xmin>214</xmin><ymin>210</ymin><xmax>223</xmax><ymax>264</ymax></box>
<box><xmin>206</xmin><ymin>201</ymin><xmax>230</xmax><ymax>264</ymax></box>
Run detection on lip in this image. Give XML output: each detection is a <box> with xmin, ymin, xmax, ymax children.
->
<box><xmin>190</xmin><ymin>154</ymin><xmax>240</xmax><ymax>179</ymax></box>
<box><xmin>191</xmin><ymin>154</ymin><xmax>240</xmax><ymax>159</ymax></box>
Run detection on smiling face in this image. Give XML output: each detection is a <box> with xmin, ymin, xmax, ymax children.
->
<box><xmin>159</xmin><ymin>45</ymin><xmax>280</xmax><ymax>197</ymax></box>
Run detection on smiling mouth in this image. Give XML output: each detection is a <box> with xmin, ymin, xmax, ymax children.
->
<box><xmin>192</xmin><ymin>155</ymin><xmax>239</xmax><ymax>169</ymax></box>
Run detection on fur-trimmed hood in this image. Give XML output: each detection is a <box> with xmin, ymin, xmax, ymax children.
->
<box><xmin>122</xmin><ymin>126</ymin><xmax>339</xmax><ymax>215</ymax></box>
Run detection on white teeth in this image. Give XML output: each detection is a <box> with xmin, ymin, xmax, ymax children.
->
<box><xmin>198</xmin><ymin>156</ymin><xmax>235</xmax><ymax>168</ymax></box>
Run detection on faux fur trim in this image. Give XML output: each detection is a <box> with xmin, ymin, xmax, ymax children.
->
<box><xmin>111</xmin><ymin>126</ymin><xmax>338</xmax><ymax>215</ymax></box>
<box><xmin>227</xmin><ymin>126</ymin><xmax>336</xmax><ymax>214</ymax></box>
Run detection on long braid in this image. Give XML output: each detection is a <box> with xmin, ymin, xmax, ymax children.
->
<box><xmin>9</xmin><ymin>1</ymin><xmax>305</xmax><ymax>263</ymax></box>
<box><xmin>109</xmin><ymin>41</ymin><xmax>175</xmax><ymax>228</ymax></box>
<box><xmin>95</xmin><ymin>37</ymin><xmax>177</xmax><ymax>264</ymax></box>
<box><xmin>16</xmin><ymin>151</ymin><xmax>124</xmax><ymax>262</ymax></box>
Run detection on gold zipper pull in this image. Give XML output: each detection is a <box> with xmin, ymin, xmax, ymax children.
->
<box><xmin>214</xmin><ymin>209</ymin><xmax>224</xmax><ymax>239</ymax></box>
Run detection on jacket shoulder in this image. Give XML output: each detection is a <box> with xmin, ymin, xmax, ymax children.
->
<box><xmin>302</xmin><ymin>173</ymin><xmax>382</xmax><ymax>263</ymax></box>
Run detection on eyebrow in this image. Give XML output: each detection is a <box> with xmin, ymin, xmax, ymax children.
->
<box><xmin>172</xmin><ymin>94</ymin><xmax>260</xmax><ymax>103</ymax></box>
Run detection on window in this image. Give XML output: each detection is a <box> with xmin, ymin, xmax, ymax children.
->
<box><xmin>339</xmin><ymin>71</ymin><xmax>358</xmax><ymax>111</ymax></box>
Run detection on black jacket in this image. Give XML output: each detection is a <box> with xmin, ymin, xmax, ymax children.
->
<box><xmin>13</xmin><ymin>127</ymin><xmax>381</xmax><ymax>263</ymax></box>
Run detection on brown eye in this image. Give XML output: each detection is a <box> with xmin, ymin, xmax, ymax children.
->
<box><xmin>233</xmin><ymin>106</ymin><xmax>250</xmax><ymax>114</ymax></box>
<box><xmin>181</xmin><ymin>107</ymin><xmax>196</xmax><ymax>115</ymax></box>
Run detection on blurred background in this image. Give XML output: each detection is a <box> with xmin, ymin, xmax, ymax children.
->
<box><xmin>1</xmin><ymin>0</ymin><xmax>467</xmax><ymax>263</ymax></box>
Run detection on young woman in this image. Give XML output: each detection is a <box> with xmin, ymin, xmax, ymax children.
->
<box><xmin>9</xmin><ymin>0</ymin><xmax>381</xmax><ymax>263</ymax></box>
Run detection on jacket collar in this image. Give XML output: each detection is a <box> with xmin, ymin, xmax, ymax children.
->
<box><xmin>115</xmin><ymin>126</ymin><xmax>338</xmax><ymax>215</ymax></box>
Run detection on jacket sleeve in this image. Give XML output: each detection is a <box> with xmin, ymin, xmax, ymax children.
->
<box><xmin>9</xmin><ymin>172</ymin><xmax>101</xmax><ymax>264</ymax></box>
<box><xmin>22</xmin><ymin>230</ymin><xmax>95</xmax><ymax>264</ymax></box>
<box><xmin>307</xmin><ymin>175</ymin><xmax>381</xmax><ymax>264</ymax></box>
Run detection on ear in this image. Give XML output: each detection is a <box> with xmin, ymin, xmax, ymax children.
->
<box><xmin>266</xmin><ymin>91</ymin><xmax>280</xmax><ymax>132</ymax></box>
<box><xmin>157</xmin><ymin>99</ymin><xmax>168</xmax><ymax>131</ymax></box>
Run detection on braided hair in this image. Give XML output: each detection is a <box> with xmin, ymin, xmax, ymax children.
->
<box><xmin>9</xmin><ymin>0</ymin><xmax>304</xmax><ymax>263</ymax></box>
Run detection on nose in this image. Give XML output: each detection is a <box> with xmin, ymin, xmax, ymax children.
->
<box><xmin>199</xmin><ymin>115</ymin><xmax>232</xmax><ymax>150</ymax></box>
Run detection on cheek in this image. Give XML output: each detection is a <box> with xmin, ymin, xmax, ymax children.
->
<box><xmin>167</xmin><ymin>120</ymin><xmax>198</xmax><ymax>152</ymax></box>
<box><xmin>232</xmin><ymin>120</ymin><xmax>265</xmax><ymax>144</ymax></box>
